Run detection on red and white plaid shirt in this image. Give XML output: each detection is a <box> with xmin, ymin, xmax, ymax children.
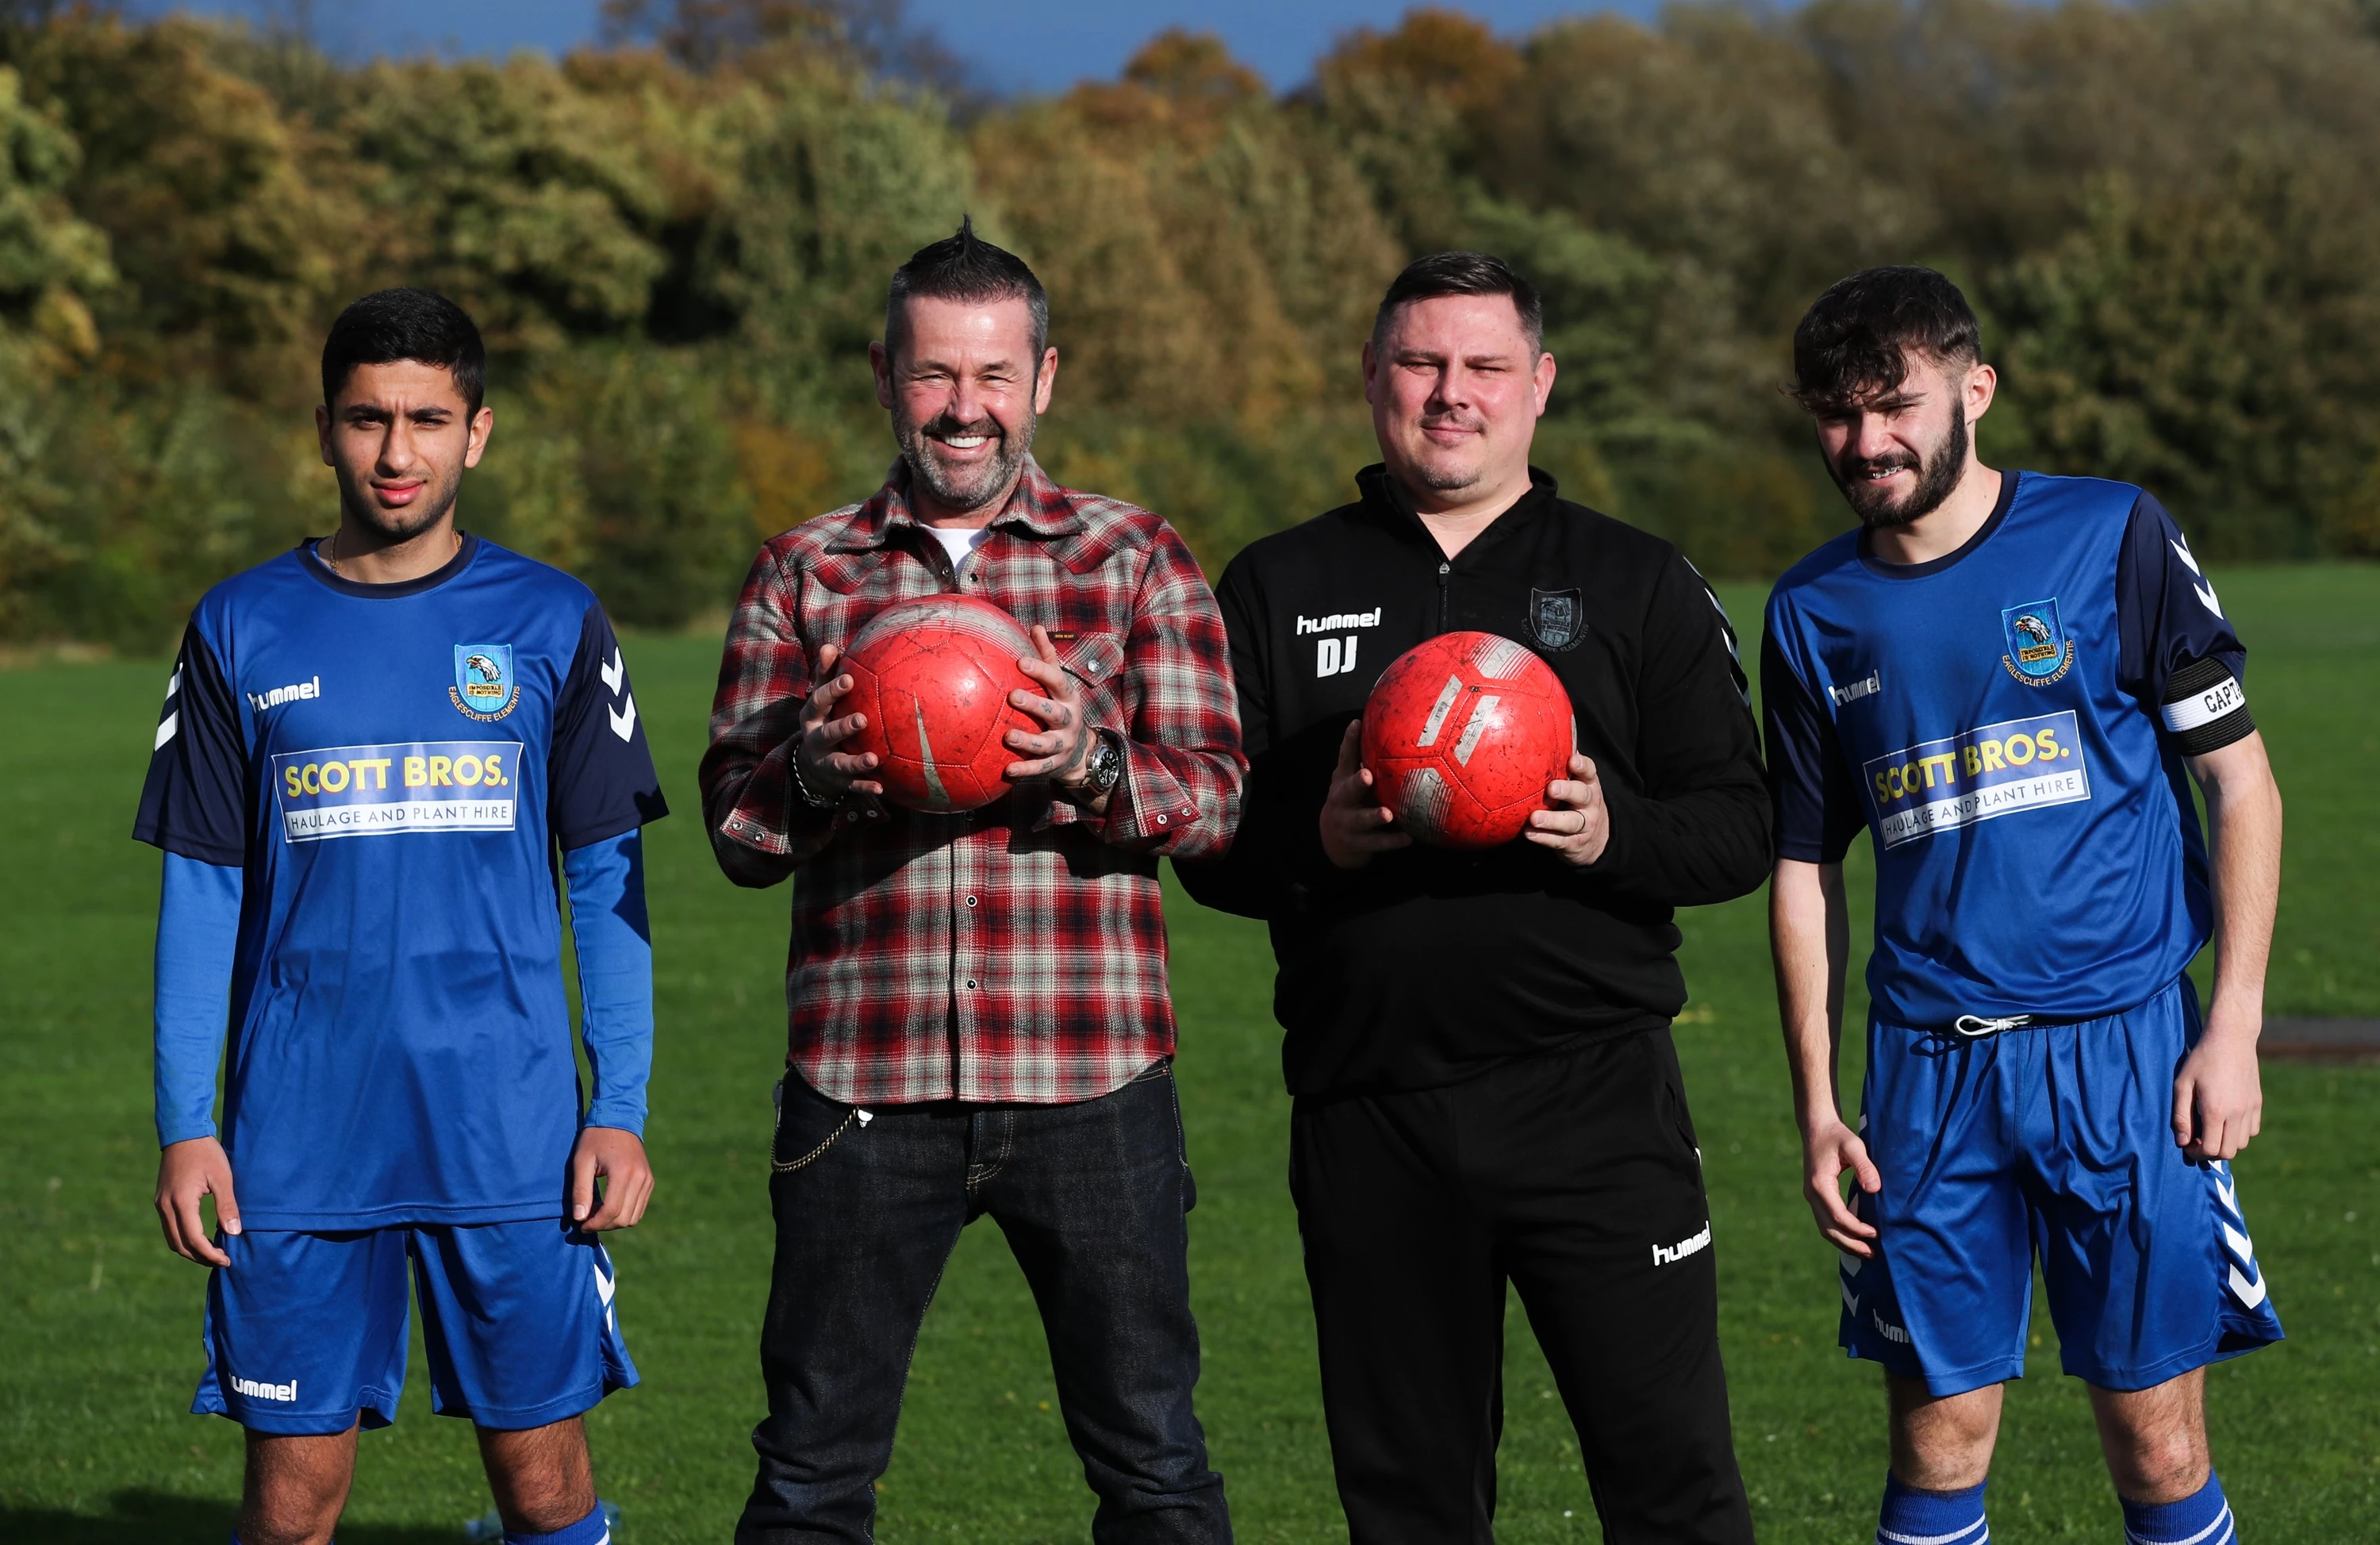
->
<box><xmin>700</xmin><ymin>457</ymin><xmax>1244</xmax><ymax>1105</ymax></box>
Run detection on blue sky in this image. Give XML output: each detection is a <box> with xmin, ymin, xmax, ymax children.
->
<box><xmin>134</xmin><ymin>1</ymin><xmax>1661</xmax><ymax>93</ymax></box>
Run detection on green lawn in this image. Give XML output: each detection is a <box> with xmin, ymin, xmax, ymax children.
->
<box><xmin>2</xmin><ymin>566</ymin><xmax>2376</xmax><ymax>1543</ymax></box>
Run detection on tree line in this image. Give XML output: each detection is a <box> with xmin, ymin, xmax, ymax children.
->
<box><xmin>2</xmin><ymin>0</ymin><xmax>2376</xmax><ymax>646</ymax></box>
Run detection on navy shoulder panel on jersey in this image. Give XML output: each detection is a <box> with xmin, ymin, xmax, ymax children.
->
<box><xmin>1760</xmin><ymin>628</ymin><xmax>1866</xmax><ymax>864</ymax></box>
<box><xmin>2114</xmin><ymin>493</ymin><xmax>2254</xmax><ymax>755</ymax></box>
<box><xmin>133</xmin><ymin>607</ymin><xmax>251</xmax><ymax>867</ymax></box>
<box><xmin>549</xmin><ymin>598</ymin><xmax>669</xmax><ymax>851</ymax></box>
<box><xmin>1761</xmin><ymin>532</ymin><xmax>1868</xmax><ymax>865</ymax></box>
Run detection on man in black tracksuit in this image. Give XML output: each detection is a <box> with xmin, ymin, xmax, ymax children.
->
<box><xmin>1177</xmin><ymin>254</ymin><xmax>1768</xmax><ymax>1543</ymax></box>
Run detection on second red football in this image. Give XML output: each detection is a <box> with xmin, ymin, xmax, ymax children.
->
<box><xmin>1361</xmin><ymin>631</ymin><xmax>1575</xmax><ymax>848</ymax></box>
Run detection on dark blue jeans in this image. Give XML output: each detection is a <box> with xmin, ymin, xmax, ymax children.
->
<box><xmin>734</xmin><ymin>1063</ymin><xmax>1231</xmax><ymax>1544</ymax></box>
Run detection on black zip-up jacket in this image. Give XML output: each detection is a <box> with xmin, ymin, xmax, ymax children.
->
<box><xmin>1176</xmin><ymin>465</ymin><xmax>1771</xmax><ymax>1096</ymax></box>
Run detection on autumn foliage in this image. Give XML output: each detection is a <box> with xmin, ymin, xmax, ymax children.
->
<box><xmin>2</xmin><ymin>1</ymin><xmax>2377</xmax><ymax>645</ymax></box>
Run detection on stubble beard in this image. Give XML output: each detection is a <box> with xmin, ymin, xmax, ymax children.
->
<box><xmin>336</xmin><ymin>463</ymin><xmax>463</xmax><ymax>544</ymax></box>
<box><xmin>1833</xmin><ymin>400</ymin><xmax>1968</xmax><ymax>530</ymax></box>
<box><xmin>1405</xmin><ymin>413</ymin><xmax>1490</xmax><ymax>494</ymax></box>
<box><xmin>899</xmin><ymin>408</ymin><xmax>1036</xmax><ymax>514</ymax></box>
<box><xmin>1411</xmin><ymin>458</ymin><xmax>1484</xmax><ymax>494</ymax></box>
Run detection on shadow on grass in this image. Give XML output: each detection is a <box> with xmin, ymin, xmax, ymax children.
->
<box><xmin>0</xmin><ymin>1488</ymin><xmax>463</xmax><ymax>1544</ymax></box>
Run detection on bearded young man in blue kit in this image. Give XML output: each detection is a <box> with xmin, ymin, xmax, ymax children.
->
<box><xmin>136</xmin><ymin>289</ymin><xmax>666</xmax><ymax>1545</ymax></box>
<box><xmin>1762</xmin><ymin>267</ymin><xmax>2285</xmax><ymax>1545</ymax></box>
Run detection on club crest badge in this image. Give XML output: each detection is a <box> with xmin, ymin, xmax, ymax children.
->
<box><xmin>1999</xmin><ymin>599</ymin><xmax>2075</xmax><ymax>686</ymax></box>
<box><xmin>1529</xmin><ymin>587</ymin><xmax>1584</xmax><ymax>652</ymax></box>
<box><xmin>451</xmin><ymin>644</ymin><xmax>520</xmax><ymax>721</ymax></box>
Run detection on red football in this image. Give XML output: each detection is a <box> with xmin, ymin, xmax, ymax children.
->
<box><xmin>840</xmin><ymin>594</ymin><xmax>1039</xmax><ymax>813</ymax></box>
<box><xmin>1361</xmin><ymin>631</ymin><xmax>1575</xmax><ymax>849</ymax></box>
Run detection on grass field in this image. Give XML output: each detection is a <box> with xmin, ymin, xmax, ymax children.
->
<box><xmin>2</xmin><ymin>567</ymin><xmax>2376</xmax><ymax>1543</ymax></box>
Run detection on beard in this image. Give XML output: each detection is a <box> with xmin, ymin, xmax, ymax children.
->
<box><xmin>336</xmin><ymin>461</ymin><xmax>463</xmax><ymax>541</ymax></box>
<box><xmin>896</xmin><ymin>405</ymin><xmax>1036</xmax><ymax>513</ymax></box>
<box><xmin>1830</xmin><ymin>399</ymin><xmax>1968</xmax><ymax>529</ymax></box>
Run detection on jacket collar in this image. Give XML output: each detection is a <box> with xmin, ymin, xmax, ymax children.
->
<box><xmin>827</xmin><ymin>454</ymin><xmax>1086</xmax><ymax>552</ymax></box>
<box><xmin>1354</xmin><ymin>462</ymin><xmax>1560</xmax><ymax>558</ymax></box>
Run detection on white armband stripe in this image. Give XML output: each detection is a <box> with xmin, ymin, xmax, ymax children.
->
<box><xmin>2161</xmin><ymin>674</ymin><xmax>2246</xmax><ymax>734</ymax></box>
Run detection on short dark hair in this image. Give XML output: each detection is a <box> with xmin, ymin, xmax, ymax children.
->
<box><xmin>1790</xmin><ymin>266</ymin><xmax>1982</xmax><ymax>412</ymax></box>
<box><xmin>885</xmin><ymin>216</ymin><xmax>1049</xmax><ymax>362</ymax></box>
<box><xmin>1372</xmin><ymin>252</ymin><xmax>1545</xmax><ymax>355</ymax></box>
<box><xmin>321</xmin><ymin>288</ymin><xmax>487</xmax><ymax>413</ymax></box>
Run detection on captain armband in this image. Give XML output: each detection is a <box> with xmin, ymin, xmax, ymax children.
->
<box><xmin>2159</xmin><ymin>656</ymin><xmax>2255</xmax><ymax>755</ymax></box>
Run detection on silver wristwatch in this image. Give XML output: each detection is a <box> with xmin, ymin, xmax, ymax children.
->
<box><xmin>1077</xmin><ymin>729</ymin><xmax>1124</xmax><ymax>801</ymax></box>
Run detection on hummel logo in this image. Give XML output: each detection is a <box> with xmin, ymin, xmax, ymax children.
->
<box><xmin>1652</xmin><ymin>1220</ymin><xmax>1713</xmax><ymax>1266</ymax></box>
<box><xmin>230</xmin><ymin>1374</ymin><xmax>298</xmax><ymax>1402</ymax></box>
<box><xmin>1296</xmin><ymin>608</ymin><xmax>1381</xmax><ymax>636</ymax></box>
<box><xmin>156</xmin><ymin>667</ymin><xmax>183</xmax><ymax>749</ymax></box>
<box><xmin>248</xmin><ymin>675</ymin><xmax>322</xmax><ymax>713</ymax></box>
<box><xmin>601</xmin><ymin>648</ymin><xmax>638</xmax><ymax>742</ymax></box>
<box><xmin>2169</xmin><ymin>535</ymin><xmax>2224</xmax><ymax>618</ymax></box>
<box><xmin>1828</xmin><ymin>670</ymin><xmax>1881</xmax><ymax>708</ymax></box>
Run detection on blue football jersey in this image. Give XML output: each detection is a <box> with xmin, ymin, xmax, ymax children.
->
<box><xmin>133</xmin><ymin>535</ymin><xmax>667</xmax><ymax>1230</ymax></box>
<box><xmin>1763</xmin><ymin>473</ymin><xmax>2253</xmax><ymax>1028</ymax></box>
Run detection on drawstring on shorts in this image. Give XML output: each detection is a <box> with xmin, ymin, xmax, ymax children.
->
<box><xmin>1912</xmin><ymin>1013</ymin><xmax>2041</xmax><ymax>1055</ymax></box>
<box><xmin>1952</xmin><ymin>1013</ymin><xmax>2034</xmax><ymax>1039</ymax></box>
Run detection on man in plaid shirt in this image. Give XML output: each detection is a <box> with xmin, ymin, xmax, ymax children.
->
<box><xmin>703</xmin><ymin>221</ymin><xmax>1242</xmax><ymax>1544</ymax></box>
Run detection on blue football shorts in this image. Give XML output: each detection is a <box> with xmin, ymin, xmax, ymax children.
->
<box><xmin>1839</xmin><ymin>976</ymin><xmax>2283</xmax><ymax>1397</ymax></box>
<box><xmin>193</xmin><ymin>1219</ymin><xmax>637</xmax><ymax>1435</ymax></box>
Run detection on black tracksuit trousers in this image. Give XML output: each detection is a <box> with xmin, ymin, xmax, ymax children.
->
<box><xmin>1290</xmin><ymin>1028</ymin><xmax>1755</xmax><ymax>1545</ymax></box>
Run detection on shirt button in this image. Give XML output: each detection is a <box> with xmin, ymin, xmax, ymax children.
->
<box><xmin>1155</xmin><ymin>813</ymin><xmax>1168</xmax><ymax>825</ymax></box>
<box><xmin>965</xmin><ymin>978</ymin><xmax>978</xmax><ymax>990</ymax></box>
<box><xmin>964</xmin><ymin>894</ymin><xmax>978</xmax><ymax>907</ymax></box>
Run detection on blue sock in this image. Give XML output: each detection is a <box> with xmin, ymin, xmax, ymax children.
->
<box><xmin>1879</xmin><ymin>1472</ymin><xmax>1988</xmax><ymax>1544</ymax></box>
<box><xmin>2123</xmin><ymin>1473</ymin><xmax>2234</xmax><ymax>1544</ymax></box>
<box><xmin>505</xmin><ymin>1503</ymin><xmax>610</xmax><ymax>1545</ymax></box>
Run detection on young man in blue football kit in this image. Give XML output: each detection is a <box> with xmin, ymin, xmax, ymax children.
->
<box><xmin>137</xmin><ymin>289</ymin><xmax>668</xmax><ymax>1545</ymax></box>
<box><xmin>1764</xmin><ymin>267</ymin><xmax>2285</xmax><ymax>1545</ymax></box>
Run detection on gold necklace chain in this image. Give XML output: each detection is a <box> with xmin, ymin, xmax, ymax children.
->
<box><xmin>324</xmin><ymin>526</ymin><xmax>458</xmax><ymax>577</ymax></box>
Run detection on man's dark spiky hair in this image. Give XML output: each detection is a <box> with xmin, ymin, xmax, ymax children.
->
<box><xmin>884</xmin><ymin>215</ymin><xmax>1050</xmax><ymax>359</ymax></box>
<box><xmin>1789</xmin><ymin>265</ymin><xmax>1983</xmax><ymax>412</ymax></box>
<box><xmin>1372</xmin><ymin>251</ymin><xmax>1545</xmax><ymax>356</ymax></box>
<box><xmin>321</xmin><ymin>287</ymin><xmax>486</xmax><ymax>413</ymax></box>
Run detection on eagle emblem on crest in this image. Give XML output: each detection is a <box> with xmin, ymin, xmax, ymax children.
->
<box><xmin>451</xmin><ymin>643</ymin><xmax>520</xmax><ymax>721</ymax></box>
<box><xmin>1999</xmin><ymin>599</ymin><xmax>2075</xmax><ymax>686</ymax></box>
